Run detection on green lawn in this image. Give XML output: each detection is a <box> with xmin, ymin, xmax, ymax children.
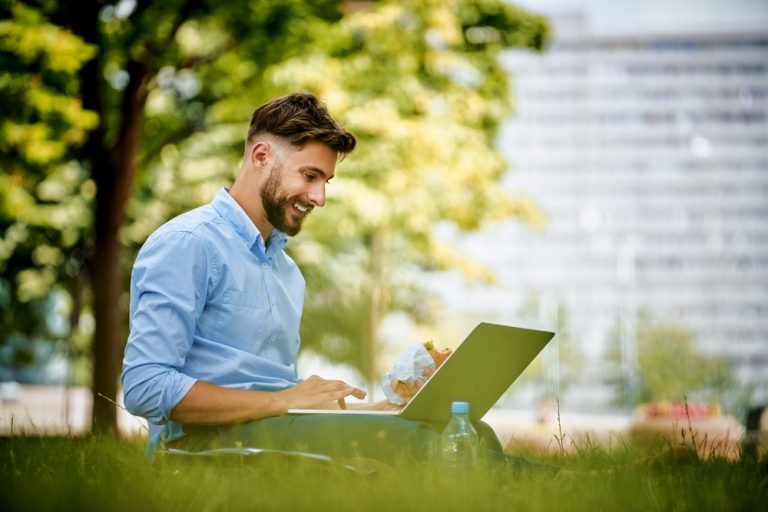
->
<box><xmin>0</xmin><ymin>435</ymin><xmax>765</xmax><ymax>511</ymax></box>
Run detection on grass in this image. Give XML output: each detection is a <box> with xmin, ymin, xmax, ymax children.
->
<box><xmin>0</xmin><ymin>434</ymin><xmax>766</xmax><ymax>511</ymax></box>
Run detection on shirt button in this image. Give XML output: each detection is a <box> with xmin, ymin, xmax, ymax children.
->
<box><xmin>262</xmin><ymin>263</ymin><xmax>268</xmax><ymax>270</ymax></box>
<box><xmin>271</xmin><ymin>336</ymin><xmax>276</xmax><ymax>342</ymax></box>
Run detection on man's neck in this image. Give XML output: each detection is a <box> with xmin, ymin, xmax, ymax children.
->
<box><xmin>228</xmin><ymin>183</ymin><xmax>273</xmax><ymax>241</ymax></box>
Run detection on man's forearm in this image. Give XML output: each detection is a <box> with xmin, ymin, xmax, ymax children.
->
<box><xmin>169</xmin><ymin>381</ymin><xmax>285</xmax><ymax>425</ymax></box>
<box><xmin>169</xmin><ymin>375</ymin><xmax>368</xmax><ymax>425</ymax></box>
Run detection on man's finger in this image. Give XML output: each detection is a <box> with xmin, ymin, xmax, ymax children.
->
<box><xmin>328</xmin><ymin>387</ymin><xmax>366</xmax><ymax>401</ymax></box>
<box><xmin>337</xmin><ymin>397</ymin><xmax>346</xmax><ymax>410</ymax></box>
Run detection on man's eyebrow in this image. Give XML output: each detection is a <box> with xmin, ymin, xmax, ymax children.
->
<box><xmin>302</xmin><ymin>165</ymin><xmax>334</xmax><ymax>181</ymax></box>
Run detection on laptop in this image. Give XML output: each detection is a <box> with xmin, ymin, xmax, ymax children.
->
<box><xmin>288</xmin><ymin>322</ymin><xmax>554</xmax><ymax>423</ymax></box>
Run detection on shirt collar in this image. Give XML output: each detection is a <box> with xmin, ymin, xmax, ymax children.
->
<box><xmin>211</xmin><ymin>188</ymin><xmax>289</xmax><ymax>255</ymax></box>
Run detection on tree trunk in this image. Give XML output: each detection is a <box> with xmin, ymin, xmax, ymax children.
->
<box><xmin>90</xmin><ymin>60</ymin><xmax>149</xmax><ymax>433</ymax></box>
<box><xmin>65</xmin><ymin>1</ymin><xmax>111</xmax><ymax>432</ymax></box>
<box><xmin>90</xmin><ymin>220</ymin><xmax>123</xmax><ymax>433</ymax></box>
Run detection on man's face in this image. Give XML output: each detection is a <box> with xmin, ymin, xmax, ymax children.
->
<box><xmin>260</xmin><ymin>141</ymin><xmax>337</xmax><ymax>236</ymax></box>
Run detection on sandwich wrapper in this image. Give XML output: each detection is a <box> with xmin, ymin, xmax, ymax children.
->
<box><xmin>380</xmin><ymin>342</ymin><xmax>435</xmax><ymax>405</ymax></box>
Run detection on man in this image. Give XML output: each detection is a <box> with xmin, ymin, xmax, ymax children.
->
<box><xmin>122</xmin><ymin>93</ymin><xmax>511</xmax><ymax>465</ymax></box>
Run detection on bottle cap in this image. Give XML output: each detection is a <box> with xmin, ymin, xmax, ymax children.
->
<box><xmin>451</xmin><ymin>401</ymin><xmax>470</xmax><ymax>414</ymax></box>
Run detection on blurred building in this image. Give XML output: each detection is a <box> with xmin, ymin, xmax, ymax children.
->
<box><xmin>429</xmin><ymin>3</ymin><xmax>768</xmax><ymax>410</ymax></box>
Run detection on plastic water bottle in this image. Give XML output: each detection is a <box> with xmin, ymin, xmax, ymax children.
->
<box><xmin>440</xmin><ymin>401</ymin><xmax>478</xmax><ymax>468</ymax></box>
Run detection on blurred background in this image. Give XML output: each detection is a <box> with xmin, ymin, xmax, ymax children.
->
<box><xmin>0</xmin><ymin>0</ymin><xmax>766</xmax><ymax>452</ymax></box>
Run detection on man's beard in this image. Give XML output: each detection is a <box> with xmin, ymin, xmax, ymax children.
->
<box><xmin>261</xmin><ymin>165</ymin><xmax>310</xmax><ymax>236</ymax></box>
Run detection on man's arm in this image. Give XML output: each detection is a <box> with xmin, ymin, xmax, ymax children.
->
<box><xmin>170</xmin><ymin>375</ymin><xmax>367</xmax><ymax>425</ymax></box>
<box><xmin>122</xmin><ymin>231</ymin><xmax>211</xmax><ymax>425</ymax></box>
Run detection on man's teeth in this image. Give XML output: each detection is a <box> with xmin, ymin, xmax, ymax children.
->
<box><xmin>294</xmin><ymin>203</ymin><xmax>308</xmax><ymax>213</ymax></box>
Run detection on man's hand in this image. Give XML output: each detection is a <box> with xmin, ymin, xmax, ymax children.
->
<box><xmin>276</xmin><ymin>375</ymin><xmax>367</xmax><ymax>411</ymax></box>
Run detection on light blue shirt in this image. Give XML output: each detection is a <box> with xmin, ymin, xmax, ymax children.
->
<box><xmin>121</xmin><ymin>188</ymin><xmax>305</xmax><ymax>452</ymax></box>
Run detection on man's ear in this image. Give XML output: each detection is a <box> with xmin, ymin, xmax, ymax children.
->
<box><xmin>249</xmin><ymin>141</ymin><xmax>271</xmax><ymax>169</ymax></box>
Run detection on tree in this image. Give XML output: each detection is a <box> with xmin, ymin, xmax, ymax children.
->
<box><xmin>603</xmin><ymin>315</ymin><xmax>748</xmax><ymax>414</ymax></box>
<box><xmin>0</xmin><ymin>1</ymin><xmax>97</xmax><ymax>383</ymax></box>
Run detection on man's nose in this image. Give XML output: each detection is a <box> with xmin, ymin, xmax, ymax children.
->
<box><xmin>308</xmin><ymin>182</ymin><xmax>326</xmax><ymax>207</ymax></box>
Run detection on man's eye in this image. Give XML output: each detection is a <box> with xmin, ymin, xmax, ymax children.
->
<box><xmin>305</xmin><ymin>173</ymin><xmax>315</xmax><ymax>181</ymax></box>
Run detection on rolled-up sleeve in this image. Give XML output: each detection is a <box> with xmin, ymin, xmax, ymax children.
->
<box><xmin>121</xmin><ymin>230</ymin><xmax>216</xmax><ymax>425</ymax></box>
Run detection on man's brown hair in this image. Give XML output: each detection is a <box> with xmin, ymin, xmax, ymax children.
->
<box><xmin>247</xmin><ymin>93</ymin><xmax>356</xmax><ymax>158</ymax></box>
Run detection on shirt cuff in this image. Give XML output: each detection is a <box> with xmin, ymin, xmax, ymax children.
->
<box><xmin>160</xmin><ymin>373</ymin><xmax>198</xmax><ymax>424</ymax></box>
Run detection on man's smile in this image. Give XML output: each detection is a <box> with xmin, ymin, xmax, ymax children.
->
<box><xmin>292</xmin><ymin>202</ymin><xmax>312</xmax><ymax>217</ymax></box>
